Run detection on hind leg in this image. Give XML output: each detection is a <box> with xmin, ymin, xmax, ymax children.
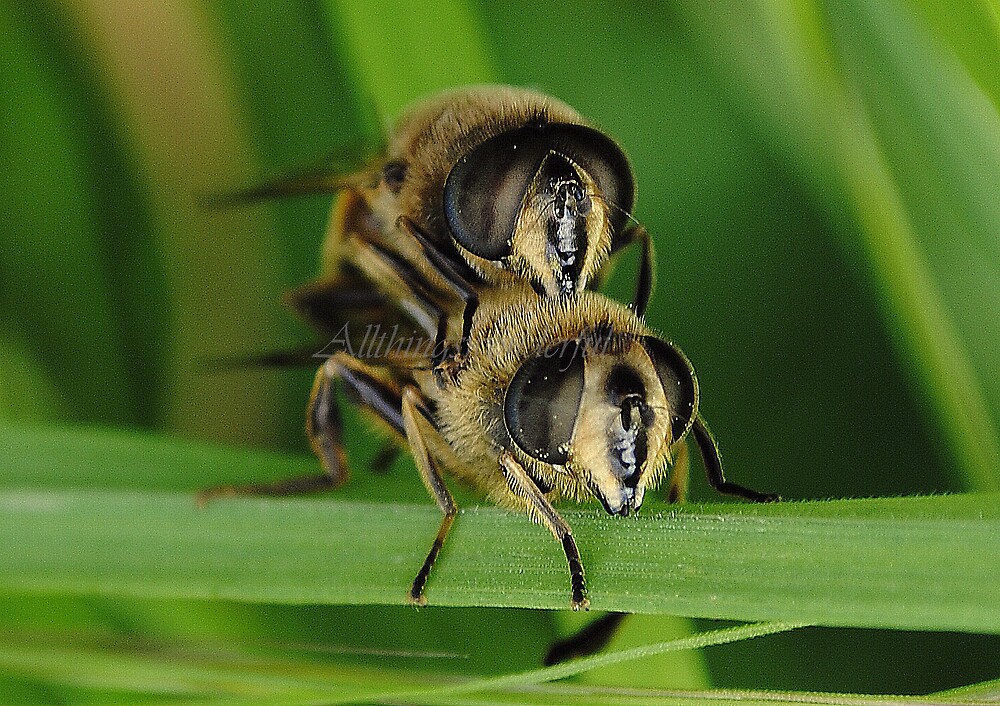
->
<box><xmin>198</xmin><ymin>353</ymin><xmax>404</xmax><ymax>504</ymax></box>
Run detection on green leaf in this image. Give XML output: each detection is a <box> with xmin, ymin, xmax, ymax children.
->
<box><xmin>4</xmin><ymin>619</ymin><xmax>991</xmax><ymax>704</ymax></box>
<box><xmin>0</xmin><ymin>5</ymin><xmax>154</xmax><ymax>426</ymax></box>
<box><xmin>822</xmin><ymin>0</ymin><xmax>1000</xmax><ymax>491</ymax></box>
<box><xmin>666</xmin><ymin>0</ymin><xmax>1000</xmax><ymax>491</ymax></box>
<box><xmin>6</xmin><ymin>1</ymin><xmax>1000</xmax><ymax>698</ymax></box>
<box><xmin>2</xmin><ymin>424</ymin><xmax>998</xmax><ymax>635</ymax></box>
<box><xmin>58</xmin><ymin>2</ymin><xmax>295</xmax><ymax>446</ymax></box>
<box><xmin>0</xmin><ymin>328</ymin><xmax>66</xmax><ymax>422</ymax></box>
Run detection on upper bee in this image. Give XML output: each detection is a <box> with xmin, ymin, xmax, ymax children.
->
<box><xmin>379</xmin><ymin>86</ymin><xmax>635</xmax><ymax>298</ymax></box>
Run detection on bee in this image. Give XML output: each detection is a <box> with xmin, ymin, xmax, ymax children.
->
<box><xmin>231</xmin><ymin>86</ymin><xmax>652</xmax><ymax>374</ymax></box>
<box><xmin>393</xmin><ymin>283</ymin><xmax>779</xmax><ymax>609</ymax></box>
<box><xmin>204</xmin><ymin>279</ymin><xmax>776</xmax><ymax>608</ymax></box>
<box><xmin>367</xmin><ymin>85</ymin><xmax>643</xmax><ymax>302</ymax></box>
<box><xmin>203</xmin><ymin>85</ymin><xmax>776</xmax><ymax>609</ymax></box>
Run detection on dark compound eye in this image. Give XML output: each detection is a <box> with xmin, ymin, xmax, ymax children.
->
<box><xmin>504</xmin><ymin>341</ymin><xmax>586</xmax><ymax>465</ymax></box>
<box><xmin>641</xmin><ymin>336</ymin><xmax>698</xmax><ymax>443</ymax></box>
<box><xmin>443</xmin><ymin>123</ymin><xmax>634</xmax><ymax>262</ymax></box>
<box><xmin>547</xmin><ymin>124</ymin><xmax>634</xmax><ymax>234</ymax></box>
<box><xmin>382</xmin><ymin>160</ymin><xmax>407</xmax><ymax>193</ymax></box>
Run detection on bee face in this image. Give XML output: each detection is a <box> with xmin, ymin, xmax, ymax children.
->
<box><xmin>443</xmin><ymin>122</ymin><xmax>633</xmax><ymax>296</ymax></box>
<box><xmin>379</xmin><ymin>86</ymin><xmax>634</xmax><ymax>295</ymax></box>
<box><xmin>503</xmin><ymin>332</ymin><xmax>695</xmax><ymax>517</ymax></box>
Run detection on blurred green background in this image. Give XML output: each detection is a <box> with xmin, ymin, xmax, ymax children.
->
<box><xmin>2</xmin><ymin>0</ymin><xmax>1000</xmax><ymax>701</ymax></box>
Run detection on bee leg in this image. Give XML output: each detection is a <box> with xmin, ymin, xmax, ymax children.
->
<box><xmin>498</xmin><ymin>451</ymin><xmax>589</xmax><ymax>611</ymax></box>
<box><xmin>200</xmin><ymin>343</ymin><xmax>330</xmax><ymax>372</ymax></box>
<box><xmin>398</xmin><ymin>217</ymin><xmax>483</xmax><ymax>361</ymax></box>
<box><xmin>348</xmin><ymin>237</ymin><xmax>464</xmax><ymax>383</ymax></box>
<box><xmin>197</xmin><ymin>363</ymin><xmax>348</xmax><ymax>504</ymax></box>
<box><xmin>369</xmin><ymin>441</ymin><xmax>400</xmax><ymax>475</ymax></box>
<box><xmin>693</xmin><ymin>415</ymin><xmax>780</xmax><ymax>503</ymax></box>
<box><xmin>545</xmin><ymin>438</ymin><xmax>692</xmax><ymax>664</ymax></box>
<box><xmin>401</xmin><ymin>386</ymin><xmax>457</xmax><ymax>606</ymax></box>
<box><xmin>205</xmin><ymin>275</ymin><xmax>393</xmax><ymax>374</ymax></box>
<box><xmin>200</xmin><ymin>166</ymin><xmax>348</xmax><ymax>208</ymax></box>
<box><xmin>198</xmin><ymin>354</ymin><xmax>406</xmax><ymax>505</ymax></box>
<box><xmin>360</xmin><ymin>238</ymin><xmax>459</xmax><ymax>386</ymax></box>
<box><xmin>284</xmin><ymin>272</ymin><xmax>388</xmax><ymax>337</ymax></box>
<box><xmin>545</xmin><ymin>434</ymin><xmax>689</xmax><ymax>664</ymax></box>
<box><xmin>666</xmin><ymin>437</ymin><xmax>691</xmax><ymax>504</ymax></box>
<box><xmin>543</xmin><ymin>611</ymin><xmax>627</xmax><ymax>665</ymax></box>
<box><xmin>609</xmin><ymin>224</ymin><xmax>655</xmax><ymax>318</ymax></box>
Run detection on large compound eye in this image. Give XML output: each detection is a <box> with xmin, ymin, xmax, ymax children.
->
<box><xmin>444</xmin><ymin>127</ymin><xmax>548</xmax><ymax>261</ymax></box>
<box><xmin>545</xmin><ymin>124</ymin><xmax>634</xmax><ymax>234</ymax></box>
<box><xmin>641</xmin><ymin>336</ymin><xmax>698</xmax><ymax>443</ymax></box>
<box><xmin>443</xmin><ymin>123</ymin><xmax>634</xmax><ymax>261</ymax></box>
<box><xmin>503</xmin><ymin>341</ymin><xmax>586</xmax><ymax>465</ymax></box>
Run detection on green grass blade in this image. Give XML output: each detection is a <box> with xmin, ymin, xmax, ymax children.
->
<box><xmin>0</xmin><ymin>6</ymin><xmax>143</xmax><ymax>427</ymax></box>
<box><xmin>62</xmin><ymin>2</ymin><xmax>293</xmax><ymax>446</ymax></box>
<box><xmin>906</xmin><ymin>0</ymin><xmax>1000</xmax><ymax>110</ymax></box>
<box><xmin>1</xmin><ymin>424</ymin><xmax>998</xmax><ymax>634</ymax></box>
<box><xmin>0</xmin><ymin>637</ymin><xmax>430</xmax><ymax>702</ymax></box>
<box><xmin>932</xmin><ymin>676</ymin><xmax>1000</xmax><ymax>701</ymax></box>
<box><xmin>823</xmin><ymin>0</ymin><xmax>1000</xmax><ymax>492</ymax></box>
<box><xmin>0</xmin><ymin>328</ymin><xmax>66</xmax><ymax>422</ymax></box>
<box><xmin>385</xmin><ymin>621</ymin><xmax>805</xmax><ymax>703</ymax></box>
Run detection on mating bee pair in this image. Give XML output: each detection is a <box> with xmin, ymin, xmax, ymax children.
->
<box><xmin>204</xmin><ymin>86</ymin><xmax>776</xmax><ymax>610</ymax></box>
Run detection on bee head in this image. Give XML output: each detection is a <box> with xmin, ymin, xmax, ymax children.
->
<box><xmin>443</xmin><ymin>122</ymin><xmax>634</xmax><ymax>296</ymax></box>
<box><xmin>502</xmin><ymin>332</ymin><xmax>697</xmax><ymax>516</ymax></box>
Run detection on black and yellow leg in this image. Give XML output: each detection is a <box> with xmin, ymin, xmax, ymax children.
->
<box><xmin>544</xmin><ymin>611</ymin><xmax>627</xmax><ymax>665</ymax></box>
<box><xmin>348</xmin><ymin>236</ymin><xmax>445</xmax><ymax>343</ymax></box>
<box><xmin>369</xmin><ymin>441</ymin><xmax>400</xmax><ymax>475</ymax></box>
<box><xmin>498</xmin><ymin>451</ymin><xmax>589</xmax><ymax>610</ymax></box>
<box><xmin>347</xmin><ymin>236</ymin><xmax>470</xmax><ymax>385</ymax></box>
<box><xmin>693</xmin><ymin>415</ymin><xmax>780</xmax><ymax>503</ymax></box>
<box><xmin>544</xmin><ymin>439</ymin><xmax>687</xmax><ymax>665</ymax></box>
<box><xmin>609</xmin><ymin>224</ymin><xmax>655</xmax><ymax>318</ymax></box>
<box><xmin>398</xmin><ymin>217</ymin><xmax>483</xmax><ymax>359</ymax></box>
<box><xmin>665</xmin><ymin>438</ymin><xmax>691</xmax><ymax>504</ymax></box>
<box><xmin>283</xmin><ymin>272</ymin><xmax>389</xmax><ymax>338</ymax></box>
<box><xmin>401</xmin><ymin>386</ymin><xmax>458</xmax><ymax>606</ymax></box>
<box><xmin>198</xmin><ymin>353</ymin><xmax>405</xmax><ymax>504</ymax></box>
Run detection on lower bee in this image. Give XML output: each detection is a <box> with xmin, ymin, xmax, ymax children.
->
<box><xmin>203</xmin><ymin>280</ymin><xmax>777</xmax><ymax>608</ymax></box>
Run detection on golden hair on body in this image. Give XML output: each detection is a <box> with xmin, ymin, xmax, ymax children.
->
<box><xmin>203</xmin><ymin>86</ymin><xmax>776</xmax><ymax>613</ymax></box>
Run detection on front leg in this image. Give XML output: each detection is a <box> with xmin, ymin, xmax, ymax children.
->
<box><xmin>498</xmin><ymin>452</ymin><xmax>589</xmax><ymax>611</ymax></box>
<box><xmin>398</xmin><ymin>217</ymin><xmax>482</xmax><ymax>373</ymax></box>
<box><xmin>611</xmin><ymin>224</ymin><xmax>655</xmax><ymax>318</ymax></box>
<box><xmin>693</xmin><ymin>415</ymin><xmax>780</xmax><ymax>503</ymax></box>
<box><xmin>592</xmin><ymin>224</ymin><xmax>655</xmax><ymax>317</ymax></box>
<box><xmin>348</xmin><ymin>236</ymin><xmax>464</xmax><ymax>386</ymax></box>
<box><xmin>401</xmin><ymin>386</ymin><xmax>458</xmax><ymax>606</ymax></box>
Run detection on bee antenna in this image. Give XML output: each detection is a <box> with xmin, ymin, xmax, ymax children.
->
<box><xmin>590</xmin><ymin>193</ymin><xmax>643</xmax><ymax>229</ymax></box>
